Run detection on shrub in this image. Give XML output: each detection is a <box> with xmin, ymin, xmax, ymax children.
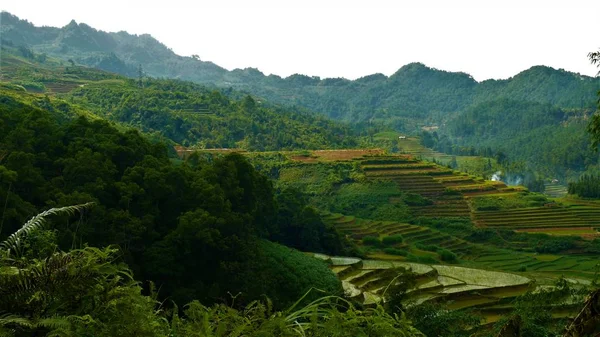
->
<box><xmin>534</xmin><ymin>237</ymin><xmax>577</xmax><ymax>254</ymax></box>
<box><xmin>13</xmin><ymin>80</ymin><xmax>46</xmax><ymax>92</ymax></box>
<box><xmin>406</xmin><ymin>254</ymin><xmax>438</xmax><ymax>264</ymax></box>
<box><xmin>383</xmin><ymin>248</ymin><xmax>408</xmax><ymax>256</ymax></box>
<box><xmin>437</xmin><ymin>249</ymin><xmax>458</xmax><ymax>263</ymax></box>
<box><xmin>403</xmin><ymin>193</ymin><xmax>434</xmax><ymax>206</ymax></box>
<box><xmin>362</xmin><ymin>236</ymin><xmax>382</xmax><ymax>247</ymax></box>
<box><xmin>382</xmin><ymin>234</ymin><xmax>404</xmax><ymax>246</ymax></box>
<box><xmin>477</xmin><ymin>205</ymin><xmax>500</xmax><ymax>211</ymax></box>
<box><xmin>415</xmin><ymin>243</ymin><xmax>439</xmax><ymax>252</ymax></box>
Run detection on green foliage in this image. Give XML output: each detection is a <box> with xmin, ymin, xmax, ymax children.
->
<box><xmin>414</xmin><ymin>243</ymin><xmax>439</xmax><ymax>252</ymax></box>
<box><xmin>0</xmin><ymin>205</ymin><xmax>420</xmax><ymax>337</ymax></box>
<box><xmin>489</xmin><ymin>278</ymin><xmax>588</xmax><ymax>337</ymax></box>
<box><xmin>471</xmin><ymin>193</ymin><xmax>549</xmax><ymax>211</ymax></box>
<box><xmin>441</xmin><ymin>99</ymin><xmax>598</xmax><ymax>178</ymax></box>
<box><xmin>171</xmin><ymin>294</ymin><xmax>425</xmax><ymax>337</ymax></box>
<box><xmin>0</xmin><ymin>96</ymin><xmax>349</xmax><ymax>310</ymax></box>
<box><xmin>383</xmin><ymin>247</ymin><xmax>408</xmax><ymax>256</ymax></box>
<box><xmin>240</xmin><ymin>241</ymin><xmax>342</xmax><ymax>309</ymax></box>
<box><xmin>10</xmin><ymin>80</ymin><xmax>45</xmax><ymax>92</ymax></box>
<box><xmin>273</xmin><ymin>187</ymin><xmax>358</xmax><ymax>256</ymax></box>
<box><xmin>0</xmin><ymin>203</ymin><xmax>94</xmax><ymax>257</ymax></box>
<box><xmin>568</xmin><ymin>174</ymin><xmax>600</xmax><ymax>198</ymax></box>
<box><xmin>382</xmin><ymin>234</ymin><xmax>404</xmax><ymax>246</ymax></box>
<box><xmin>362</xmin><ymin>236</ymin><xmax>382</xmax><ymax>247</ymax></box>
<box><xmin>326</xmin><ymin>182</ymin><xmax>412</xmax><ymax>222</ymax></box>
<box><xmin>66</xmin><ymin>80</ymin><xmax>356</xmax><ymax>150</ymax></box>
<box><xmin>405</xmin><ymin>254</ymin><xmax>438</xmax><ymax>264</ymax></box>
<box><xmin>403</xmin><ymin>193</ymin><xmax>433</xmax><ymax>206</ymax></box>
<box><xmin>406</xmin><ymin>302</ymin><xmax>481</xmax><ymax>337</ymax></box>
<box><xmin>437</xmin><ymin>248</ymin><xmax>458</xmax><ymax>263</ymax></box>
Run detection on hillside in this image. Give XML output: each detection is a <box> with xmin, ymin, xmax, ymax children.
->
<box><xmin>0</xmin><ymin>44</ymin><xmax>358</xmax><ymax>151</ymax></box>
<box><xmin>5</xmin><ymin>11</ymin><xmax>600</xmax><ymax>180</ymax></box>
<box><xmin>3</xmin><ymin>11</ymin><xmax>599</xmax><ymax>127</ymax></box>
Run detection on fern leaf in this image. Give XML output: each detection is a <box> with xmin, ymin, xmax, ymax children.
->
<box><xmin>0</xmin><ymin>203</ymin><xmax>94</xmax><ymax>257</ymax></box>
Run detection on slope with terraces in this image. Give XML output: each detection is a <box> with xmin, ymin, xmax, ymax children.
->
<box><xmin>358</xmin><ymin>156</ymin><xmax>515</xmax><ymax>218</ymax></box>
<box><xmin>324</xmin><ymin>213</ymin><xmax>483</xmax><ymax>258</ymax></box>
<box><xmin>312</xmin><ymin>253</ymin><xmax>585</xmax><ymax>324</ymax></box>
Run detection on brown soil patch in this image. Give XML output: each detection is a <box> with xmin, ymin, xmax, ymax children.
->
<box><xmin>290</xmin><ymin>155</ymin><xmax>318</xmax><ymax>163</ymax></box>
<box><xmin>313</xmin><ymin>149</ymin><xmax>385</xmax><ymax>161</ymax></box>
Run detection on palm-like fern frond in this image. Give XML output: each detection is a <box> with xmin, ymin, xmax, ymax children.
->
<box><xmin>0</xmin><ymin>202</ymin><xmax>94</xmax><ymax>257</ymax></box>
<box><xmin>563</xmin><ymin>289</ymin><xmax>600</xmax><ymax>337</ymax></box>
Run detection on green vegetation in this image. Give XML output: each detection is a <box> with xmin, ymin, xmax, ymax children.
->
<box><xmin>0</xmin><ymin>93</ymin><xmax>353</xmax><ymax>309</ymax></box>
<box><xmin>0</xmin><ymin>45</ymin><xmax>357</xmax><ymax>151</ymax></box>
<box><xmin>5</xmin><ymin>11</ymin><xmax>600</xmax><ymax>180</ymax></box>
<box><xmin>3</xmin><ymin>12</ymin><xmax>600</xmax><ymax>335</ymax></box>
<box><xmin>0</xmin><ymin>206</ymin><xmax>425</xmax><ymax>336</ymax></box>
<box><xmin>382</xmin><ymin>234</ymin><xmax>404</xmax><ymax>245</ymax></box>
<box><xmin>568</xmin><ymin>174</ymin><xmax>600</xmax><ymax>198</ymax></box>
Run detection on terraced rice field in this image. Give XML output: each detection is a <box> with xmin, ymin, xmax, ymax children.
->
<box><xmin>44</xmin><ymin>81</ymin><xmax>83</xmax><ymax>93</ymax></box>
<box><xmin>515</xmin><ymin>227</ymin><xmax>600</xmax><ymax>239</ymax></box>
<box><xmin>473</xmin><ymin>206</ymin><xmax>600</xmax><ymax>230</ymax></box>
<box><xmin>324</xmin><ymin>213</ymin><xmax>600</xmax><ymax>279</ymax></box>
<box><xmin>396</xmin><ymin>137</ymin><xmax>453</xmax><ymax>160</ymax></box>
<box><xmin>324</xmin><ymin>214</ymin><xmax>484</xmax><ymax>258</ymax></box>
<box><xmin>410</xmin><ymin>197</ymin><xmax>471</xmax><ymax>217</ymax></box>
<box><xmin>310</xmin><ymin>149</ymin><xmax>386</xmax><ymax>161</ymax></box>
<box><xmin>313</xmin><ymin>254</ymin><xmax>541</xmax><ymax>322</ymax></box>
<box><xmin>358</xmin><ymin>155</ymin><xmax>514</xmax><ymax>216</ymax></box>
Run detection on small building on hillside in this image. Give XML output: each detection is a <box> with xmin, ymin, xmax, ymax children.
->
<box><xmin>398</xmin><ymin>136</ymin><xmax>407</xmax><ymax>139</ymax></box>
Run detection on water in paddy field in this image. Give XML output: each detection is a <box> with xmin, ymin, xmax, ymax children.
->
<box><xmin>544</xmin><ymin>183</ymin><xmax>568</xmax><ymax>198</ymax></box>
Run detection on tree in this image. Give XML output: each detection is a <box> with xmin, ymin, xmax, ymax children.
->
<box><xmin>137</xmin><ymin>64</ymin><xmax>144</xmax><ymax>88</ymax></box>
<box><xmin>586</xmin><ymin>49</ymin><xmax>600</xmax><ymax>146</ymax></box>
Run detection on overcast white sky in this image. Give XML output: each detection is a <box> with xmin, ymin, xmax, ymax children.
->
<box><xmin>2</xmin><ymin>0</ymin><xmax>599</xmax><ymax>81</ymax></box>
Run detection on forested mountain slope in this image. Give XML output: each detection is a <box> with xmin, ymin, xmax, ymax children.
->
<box><xmin>0</xmin><ymin>44</ymin><xmax>358</xmax><ymax>151</ymax></box>
<box><xmin>4</xmin><ymin>11</ymin><xmax>600</xmax><ymax>179</ymax></box>
<box><xmin>3</xmin><ymin>11</ymin><xmax>598</xmax><ymax>128</ymax></box>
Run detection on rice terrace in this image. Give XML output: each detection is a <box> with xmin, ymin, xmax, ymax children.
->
<box><xmin>182</xmin><ymin>146</ymin><xmax>600</xmax><ymax>304</ymax></box>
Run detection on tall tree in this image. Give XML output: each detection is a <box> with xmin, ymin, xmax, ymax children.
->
<box><xmin>586</xmin><ymin>49</ymin><xmax>600</xmax><ymax>146</ymax></box>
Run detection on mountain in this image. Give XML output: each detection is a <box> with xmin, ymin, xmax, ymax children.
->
<box><xmin>3</xmin><ymin>11</ymin><xmax>600</xmax><ymax>179</ymax></box>
<box><xmin>0</xmin><ymin>44</ymin><xmax>358</xmax><ymax>151</ymax></box>
<box><xmin>0</xmin><ymin>12</ymin><xmax>228</xmax><ymax>81</ymax></box>
<box><xmin>2</xmin><ymin>11</ymin><xmax>599</xmax><ymax>129</ymax></box>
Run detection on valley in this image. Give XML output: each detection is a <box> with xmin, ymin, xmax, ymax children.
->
<box><xmin>1</xmin><ymin>9</ymin><xmax>600</xmax><ymax>336</ymax></box>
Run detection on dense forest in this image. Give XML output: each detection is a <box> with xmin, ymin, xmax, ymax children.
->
<box><xmin>0</xmin><ymin>47</ymin><xmax>359</xmax><ymax>152</ymax></box>
<box><xmin>426</xmin><ymin>99</ymin><xmax>599</xmax><ymax>179</ymax></box>
<box><xmin>0</xmin><ymin>94</ymin><xmax>362</xmax><ymax>310</ymax></box>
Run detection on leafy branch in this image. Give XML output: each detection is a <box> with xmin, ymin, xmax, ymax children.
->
<box><xmin>0</xmin><ymin>203</ymin><xmax>94</xmax><ymax>258</ymax></box>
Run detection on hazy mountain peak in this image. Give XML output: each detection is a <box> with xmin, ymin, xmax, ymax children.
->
<box><xmin>65</xmin><ymin>19</ymin><xmax>79</xmax><ymax>28</ymax></box>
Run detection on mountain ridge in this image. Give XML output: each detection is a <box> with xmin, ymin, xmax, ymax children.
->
<box><xmin>2</xmin><ymin>10</ymin><xmax>600</xmax><ymax>163</ymax></box>
<box><xmin>2</xmin><ymin>12</ymin><xmax>596</xmax><ymax>82</ymax></box>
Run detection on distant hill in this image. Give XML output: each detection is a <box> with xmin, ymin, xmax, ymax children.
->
<box><xmin>3</xmin><ymin>11</ymin><xmax>599</xmax><ymax>128</ymax></box>
<box><xmin>0</xmin><ymin>44</ymin><xmax>358</xmax><ymax>151</ymax></box>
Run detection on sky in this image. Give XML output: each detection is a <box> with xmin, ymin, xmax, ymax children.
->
<box><xmin>2</xmin><ymin>0</ymin><xmax>599</xmax><ymax>81</ymax></box>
